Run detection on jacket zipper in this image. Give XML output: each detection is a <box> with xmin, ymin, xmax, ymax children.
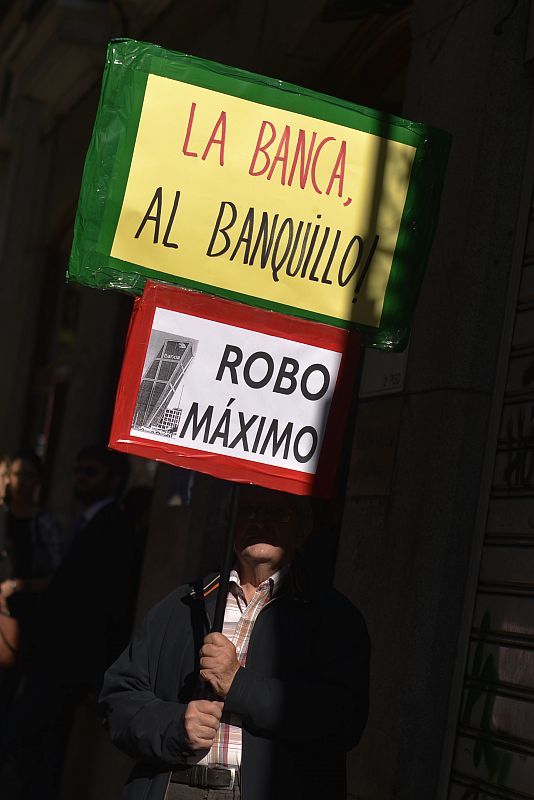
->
<box><xmin>162</xmin><ymin>771</ymin><xmax>171</xmax><ymax>800</ymax></box>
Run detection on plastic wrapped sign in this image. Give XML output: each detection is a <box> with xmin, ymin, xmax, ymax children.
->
<box><xmin>69</xmin><ymin>39</ymin><xmax>450</xmax><ymax>350</ymax></box>
<box><xmin>110</xmin><ymin>281</ymin><xmax>362</xmax><ymax>497</ymax></box>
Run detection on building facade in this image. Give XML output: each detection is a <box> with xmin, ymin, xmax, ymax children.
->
<box><xmin>133</xmin><ymin>338</ymin><xmax>194</xmax><ymax>430</ymax></box>
<box><xmin>0</xmin><ymin>1</ymin><xmax>533</xmax><ymax>799</ymax></box>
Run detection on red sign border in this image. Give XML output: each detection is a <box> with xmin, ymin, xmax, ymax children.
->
<box><xmin>110</xmin><ymin>281</ymin><xmax>362</xmax><ymax>497</ymax></box>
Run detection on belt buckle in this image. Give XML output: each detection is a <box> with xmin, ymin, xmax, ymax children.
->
<box><xmin>213</xmin><ymin>766</ymin><xmax>236</xmax><ymax>790</ymax></box>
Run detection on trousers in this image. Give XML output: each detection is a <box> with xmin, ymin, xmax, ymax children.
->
<box><xmin>165</xmin><ymin>784</ymin><xmax>241</xmax><ymax>800</ymax></box>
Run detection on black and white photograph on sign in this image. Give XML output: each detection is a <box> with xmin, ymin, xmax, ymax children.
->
<box><xmin>132</xmin><ymin>329</ymin><xmax>198</xmax><ymax>437</ymax></box>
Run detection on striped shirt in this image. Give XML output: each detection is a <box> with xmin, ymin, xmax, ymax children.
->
<box><xmin>198</xmin><ymin>565</ymin><xmax>288</xmax><ymax>768</ymax></box>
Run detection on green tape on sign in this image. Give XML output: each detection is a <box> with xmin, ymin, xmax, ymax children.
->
<box><xmin>68</xmin><ymin>38</ymin><xmax>450</xmax><ymax>350</ymax></box>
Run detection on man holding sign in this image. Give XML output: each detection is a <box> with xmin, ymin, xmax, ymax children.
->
<box><xmin>66</xmin><ymin>33</ymin><xmax>446</xmax><ymax>800</ymax></box>
<box><xmin>99</xmin><ymin>484</ymin><xmax>370</xmax><ymax>800</ymax></box>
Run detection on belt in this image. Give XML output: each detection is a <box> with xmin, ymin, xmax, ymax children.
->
<box><xmin>170</xmin><ymin>766</ymin><xmax>238</xmax><ymax>790</ymax></box>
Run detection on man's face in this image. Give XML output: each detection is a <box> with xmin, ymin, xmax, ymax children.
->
<box><xmin>0</xmin><ymin>461</ymin><xmax>9</xmax><ymax>504</ymax></box>
<box><xmin>74</xmin><ymin>457</ymin><xmax>113</xmax><ymax>508</ymax></box>
<box><xmin>233</xmin><ymin>486</ymin><xmax>309</xmax><ymax>573</ymax></box>
<box><xmin>9</xmin><ymin>458</ymin><xmax>39</xmax><ymax>502</ymax></box>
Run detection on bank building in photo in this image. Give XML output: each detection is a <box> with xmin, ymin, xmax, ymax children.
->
<box><xmin>133</xmin><ymin>338</ymin><xmax>194</xmax><ymax>433</ymax></box>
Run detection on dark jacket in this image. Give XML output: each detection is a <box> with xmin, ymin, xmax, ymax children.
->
<box><xmin>43</xmin><ymin>500</ymin><xmax>142</xmax><ymax>687</ymax></box>
<box><xmin>99</xmin><ymin>566</ymin><xmax>370</xmax><ymax>800</ymax></box>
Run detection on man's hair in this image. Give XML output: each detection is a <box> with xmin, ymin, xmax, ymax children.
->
<box><xmin>11</xmin><ymin>449</ymin><xmax>43</xmax><ymax>475</ymax></box>
<box><xmin>238</xmin><ymin>485</ymin><xmax>314</xmax><ymax>534</ymax></box>
<box><xmin>0</xmin><ymin>454</ymin><xmax>10</xmax><ymax>469</ymax></box>
<box><xmin>77</xmin><ymin>445</ymin><xmax>130</xmax><ymax>495</ymax></box>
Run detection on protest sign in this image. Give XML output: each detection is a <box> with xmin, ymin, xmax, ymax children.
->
<box><xmin>69</xmin><ymin>39</ymin><xmax>450</xmax><ymax>350</ymax></box>
<box><xmin>110</xmin><ymin>281</ymin><xmax>362</xmax><ymax>497</ymax></box>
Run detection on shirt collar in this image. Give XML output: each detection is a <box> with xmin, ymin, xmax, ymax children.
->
<box><xmin>230</xmin><ymin>563</ymin><xmax>290</xmax><ymax>601</ymax></box>
<box><xmin>81</xmin><ymin>496</ymin><xmax>115</xmax><ymax>525</ymax></box>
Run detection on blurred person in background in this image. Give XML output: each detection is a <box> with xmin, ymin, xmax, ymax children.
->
<box><xmin>0</xmin><ymin>454</ymin><xmax>10</xmax><ymax>565</ymax></box>
<box><xmin>0</xmin><ymin>454</ymin><xmax>13</xmax><ymax>705</ymax></box>
<box><xmin>0</xmin><ymin>449</ymin><xmax>64</xmax><ymax>627</ymax></box>
<box><xmin>0</xmin><ymin>445</ymin><xmax>145</xmax><ymax>800</ymax></box>
<box><xmin>0</xmin><ymin>450</ymin><xmax>63</xmax><ymax>714</ymax></box>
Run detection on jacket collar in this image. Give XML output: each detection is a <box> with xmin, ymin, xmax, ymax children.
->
<box><xmin>188</xmin><ymin>555</ymin><xmax>312</xmax><ymax>607</ymax></box>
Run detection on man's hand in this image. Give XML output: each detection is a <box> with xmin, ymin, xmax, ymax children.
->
<box><xmin>183</xmin><ymin>699</ymin><xmax>223</xmax><ymax>752</ymax></box>
<box><xmin>199</xmin><ymin>632</ymin><xmax>240</xmax><ymax>698</ymax></box>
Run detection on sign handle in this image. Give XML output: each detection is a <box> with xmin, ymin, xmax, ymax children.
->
<box><xmin>211</xmin><ymin>482</ymin><xmax>241</xmax><ymax>633</ymax></box>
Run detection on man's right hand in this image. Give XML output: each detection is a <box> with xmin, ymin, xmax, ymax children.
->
<box><xmin>183</xmin><ymin>699</ymin><xmax>224</xmax><ymax>751</ymax></box>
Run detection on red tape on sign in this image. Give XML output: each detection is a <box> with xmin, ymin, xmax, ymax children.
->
<box><xmin>110</xmin><ymin>281</ymin><xmax>362</xmax><ymax>497</ymax></box>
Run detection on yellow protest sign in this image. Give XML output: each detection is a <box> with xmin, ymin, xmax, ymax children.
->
<box><xmin>112</xmin><ymin>75</ymin><xmax>415</xmax><ymax>329</ymax></box>
<box><xmin>69</xmin><ymin>40</ymin><xmax>450</xmax><ymax>350</ymax></box>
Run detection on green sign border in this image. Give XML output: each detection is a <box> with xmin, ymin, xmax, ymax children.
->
<box><xmin>69</xmin><ymin>38</ymin><xmax>450</xmax><ymax>351</ymax></box>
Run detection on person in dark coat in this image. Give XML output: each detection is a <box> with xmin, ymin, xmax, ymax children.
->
<box><xmin>0</xmin><ymin>450</ymin><xmax>64</xmax><ymax>645</ymax></box>
<box><xmin>0</xmin><ymin>450</ymin><xmax>64</xmax><ymax>716</ymax></box>
<box><xmin>0</xmin><ymin>445</ymin><xmax>144</xmax><ymax>800</ymax></box>
<box><xmin>99</xmin><ymin>484</ymin><xmax>370</xmax><ymax>800</ymax></box>
<box><xmin>0</xmin><ymin>453</ymin><xmax>11</xmax><ymax>586</ymax></box>
<box><xmin>43</xmin><ymin>445</ymin><xmax>139</xmax><ymax>684</ymax></box>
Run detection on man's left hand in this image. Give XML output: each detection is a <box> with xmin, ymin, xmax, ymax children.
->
<box><xmin>199</xmin><ymin>632</ymin><xmax>240</xmax><ymax>698</ymax></box>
